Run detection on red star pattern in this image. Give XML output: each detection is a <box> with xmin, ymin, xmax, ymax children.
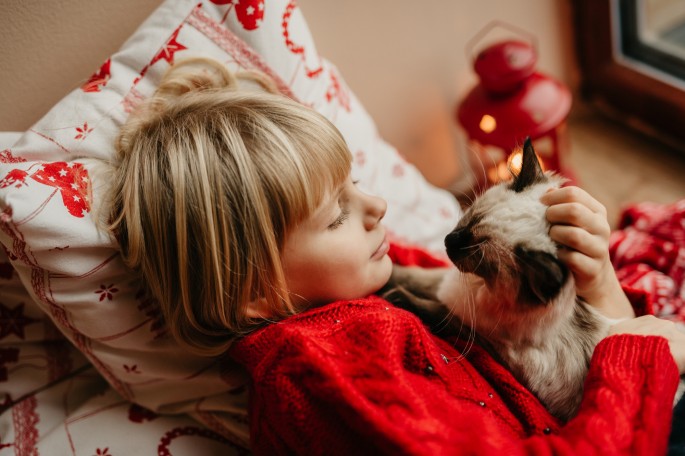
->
<box><xmin>29</xmin><ymin>162</ymin><xmax>91</xmax><ymax>218</ymax></box>
<box><xmin>0</xmin><ymin>169</ymin><xmax>28</xmax><ymax>189</ymax></box>
<box><xmin>150</xmin><ymin>26</ymin><xmax>188</xmax><ymax>67</ymax></box>
<box><xmin>0</xmin><ymin>303</ymin><xmax>38</xmax><ymax>340</ymax></box>
<box><xmin>212</xmin><ymin>0</ymin><xmax>264</xmax><ymax>29</ymax></box>
<box><xmin>82</xmin><ymin>58</ymin><xmax>111</xmax><ymax>93</ymax></box>
<box><xmin>234</xmin><ymin>0</ymin><xmax>264</xmax><ymax>30</ymax></box>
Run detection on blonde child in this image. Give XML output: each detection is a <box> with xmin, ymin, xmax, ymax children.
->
<box><xmin>108</xmin><ymin>58</ymin><xmax>684</xmax><ymax>455</ymax></box>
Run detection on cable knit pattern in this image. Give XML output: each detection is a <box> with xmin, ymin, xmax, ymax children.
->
<box><xmin>230</xmin><ymin>245</ymin><xmax>680</xmax><ymax>455</ymax></box>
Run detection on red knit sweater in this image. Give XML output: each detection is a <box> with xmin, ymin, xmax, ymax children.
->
<box><xmin>230</xmin><ymin>245</ymin><xmax>679</xmax><ymax>455</ymax></box>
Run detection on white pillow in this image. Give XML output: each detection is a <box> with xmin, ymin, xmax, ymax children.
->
<box><xmin>0</xmin><ymin>0</ymin><xmax>460</xmax><ymax>445</ymax></box>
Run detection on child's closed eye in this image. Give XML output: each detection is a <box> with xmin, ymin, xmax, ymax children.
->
<box><xmin>328</xmin><ymin>208</ymin><xmax>350</xmax><ymax>230</ymax></box>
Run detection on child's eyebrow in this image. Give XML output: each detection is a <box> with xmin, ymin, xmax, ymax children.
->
<box><xmin>310</xmin><ymin>183</ymin><xmax>346</xmax><ymax>225</ymax></box>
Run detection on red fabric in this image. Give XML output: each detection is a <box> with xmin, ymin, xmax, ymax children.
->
<box><xmin>230</xmin><ymin>243</ymin><xmax>680</xmax><ymax>455</ymax></box>
<box><xmin>610</xmin><ymin>199</ymin><xmax>685</xmax><ymax>322</ymax></box>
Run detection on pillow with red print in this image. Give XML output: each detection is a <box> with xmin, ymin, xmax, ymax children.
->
<box><xmin>0</xmin><ymin>0</ymin><xmax>461</xmax><ymax>447</ymax></box>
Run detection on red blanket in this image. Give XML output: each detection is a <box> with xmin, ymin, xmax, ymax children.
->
<box><xmin>610</xmin><ymin>199</ymin><xmax>685</xmax><ymax>323</ymax></box>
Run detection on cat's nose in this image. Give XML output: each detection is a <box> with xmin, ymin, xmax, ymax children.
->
<box><xmin>445</xmin><ymin>226</ymin><xmax>471</xmax><ymax>262</ymax></box>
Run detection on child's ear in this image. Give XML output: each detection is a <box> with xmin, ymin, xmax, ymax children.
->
<box><xmin>245</xmin><ymin>298</ymin><xmax>272</xmax><ymax>319</ymax></box>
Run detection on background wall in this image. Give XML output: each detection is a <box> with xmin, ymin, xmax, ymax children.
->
<box><xmin>0</xmin><ymin>0</ymin><xmax>578</xmax><ymax>188</ymax></box>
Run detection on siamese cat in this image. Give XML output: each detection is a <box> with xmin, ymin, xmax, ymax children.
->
<box><xmin>383</xmin><ymin>138</ymin><xmax>611</xmax><ymax>421</ymax></box>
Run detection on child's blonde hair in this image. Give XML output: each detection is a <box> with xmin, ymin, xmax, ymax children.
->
<box><xmin>109</xmin><ymin>58</ymin><xmax>351</xmax><ymax>356</ymax></box>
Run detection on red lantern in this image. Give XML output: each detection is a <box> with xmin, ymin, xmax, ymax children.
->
<box><xmin>457</xmin><ymin>25</ymin><xmax>572</xmax><ymax>188</ymax></box>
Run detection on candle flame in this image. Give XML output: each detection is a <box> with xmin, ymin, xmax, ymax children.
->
<box><xmin>479</xmin><ymin>115</ymin><xmax>497</xmax><ymax>133</ymax></box>
<box><xmin>506</xmin><ymin>147</ymin><xmax>545</xmax><ymax>178</ymax></box>
<box><xmin>507</xmin><ymin>148</ymin><xmax>523</xmax><ymax>176</ymax></box>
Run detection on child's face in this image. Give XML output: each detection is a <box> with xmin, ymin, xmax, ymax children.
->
<box><xmin>281</xmin><ymin>176</ymin><xmax>392</xmax><ymax>308</ymax></box>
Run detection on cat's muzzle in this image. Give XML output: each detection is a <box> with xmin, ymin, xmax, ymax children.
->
<box><xmin>445</xmin><ymin>228</ymin><xmax>494</xmax><ymax>280</ymax></box>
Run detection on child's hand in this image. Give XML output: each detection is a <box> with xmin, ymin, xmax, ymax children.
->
<box><xmin>608</xmin><ymin>315</ymin><xmax>685</xmax><ymax>373</ymax></box>
<box><xmin>541</xmin><ymin>186</ymin><xmax>635</xmax><ymax>319</ymax></box>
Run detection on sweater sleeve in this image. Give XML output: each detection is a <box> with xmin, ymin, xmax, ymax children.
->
<box><xmin>527</xmin><ymin>334</ymin><xmax>678</xmax><ymax>455</ymax></box>
<box><xmin>234</xmin><ymin>304</ymin><xmax>679</xmax><ymax>455</ymax></box>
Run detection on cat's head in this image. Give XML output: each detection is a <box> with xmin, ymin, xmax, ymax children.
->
<box><xmin>445</xmin><ymin>138</ymin><xmax>569</xmax><ymax>306</ymax></box>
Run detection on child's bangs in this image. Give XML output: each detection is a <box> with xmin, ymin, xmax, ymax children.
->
<box><xmin>301</xmin><ymin>137</ymin><xmax>351</xmax><ymax>213</ymax></box>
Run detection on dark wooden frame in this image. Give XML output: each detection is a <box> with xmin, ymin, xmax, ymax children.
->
<box><xmin>573</xmin><ymin>0</ymin><xmax>685</xmax><ymax>148</ymax></box>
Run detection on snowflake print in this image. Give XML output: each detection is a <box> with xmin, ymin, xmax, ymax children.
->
<box><xmin>95</xmin><ymin>284</ymin><xmax>119</xmax><ymax>301</ymax></box>
<box><xmin>354</xmin><ymin>150</ymin><xmax>366</xmax><ymax>167</ymax></box>
<box><xmin>94</xmin><ymin>448</ymin><xmax>111</xmax><ymax>456</ymax></box>
<box><xmin>392</xmin><ymin>163</ymin><xmax>405</xmax><ymax>177</ymax></box>
<box><xmin>440</xmin><ymin>207</ymin><xmax>453</xmax><ymax>219</ymax></box>
<box><xmin>123</xmin><ymin>364</ymin><xmax>141</xmax><ymax>374</ymax></box>
<box><xmin>74</xmin><ymin>122</ymin><xmax>94</xmax><ymax>140</ymax></box>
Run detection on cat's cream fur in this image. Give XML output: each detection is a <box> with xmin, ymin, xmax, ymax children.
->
<box><xmin>383</xmin><ymin>139</ymin><xmax>612</xmax><ymax>421</ymax></box>
<box><xmin>435</xmin><ymin>165</ymin><xmax>610</xmax><ymax>421</ymax></box>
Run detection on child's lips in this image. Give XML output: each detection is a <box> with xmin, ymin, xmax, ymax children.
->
<box><xmin>371</xmin><ymin>234</ymin><xmax>389</xmax><ymax>260</ymax></box>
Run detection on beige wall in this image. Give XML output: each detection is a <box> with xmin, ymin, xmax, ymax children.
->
<box><xmin>0</xmin><ymin>0</ymin><xmax>161</xmax><ymax>131</ymax></box>
<box><xmin>0</xmin><ymin>0</ymin><xmax>577</xmax><ymax>187</ymax></box>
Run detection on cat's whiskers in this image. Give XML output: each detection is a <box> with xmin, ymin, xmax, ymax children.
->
<box><xmin>465</xmin><ymin>287</ymin><xmax>478</xmax><ymax>357</ymax></box>
<box><xmin>467</xmin><ymin>144</ymin><xmax>488</xmax><ymax>196</ymax></box>
<box><xmin>445</xmin><ymin>273</ymin><xmax>477</xmax><ymax>364</ymax></box>
<box><xmin>458</xmin><ymin>240</ymin><xmax>486</xmax><ymax>273</ymax></box>
<box><xmin>449</xmin><ymin>298</ymin><xmax>477</xmax><ymax>364</ymax></box>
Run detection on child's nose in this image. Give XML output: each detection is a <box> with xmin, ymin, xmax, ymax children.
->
<box><xmin>363</xmin><ymin>193</ymin><xmax>387</xmax><ymax>229</ymax></box>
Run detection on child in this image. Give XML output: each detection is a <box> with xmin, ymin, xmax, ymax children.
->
<box><xmin>108</xmin><ymin>58</ymin><xmax>683</xmax><ymax>455</ymax></box>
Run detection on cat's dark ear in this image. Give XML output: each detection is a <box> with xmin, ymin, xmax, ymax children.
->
<box><xmin>510</xmin><ymin>137</ymin><xmax>545</xmax><ymax>193</ymax></box>
<box><xmin>514</xmin><ymin>245</ymin><xmax>569</xmax><ymax>305</ymax></box>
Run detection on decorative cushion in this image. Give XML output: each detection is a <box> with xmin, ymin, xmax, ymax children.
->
<box><xmin>0</xmin><ymin>0</ymin><xmax>461</xmax><ymax>446</ymax></box>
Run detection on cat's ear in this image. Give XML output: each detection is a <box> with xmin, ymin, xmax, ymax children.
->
<box><xmin>514</xmin><ymin>245</ymin><xmax>569</xmax><ymax>305</ymax></box>
<box><xmin>511</xmin><ymin>137</ymin><xmax>545</xmax><ymax>193</ymax></box>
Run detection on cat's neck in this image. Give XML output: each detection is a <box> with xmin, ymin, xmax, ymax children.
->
<box><xmin>437</xmin><ymin>268</ymin><xmax>579</xmax><ymax>346</ymax></box>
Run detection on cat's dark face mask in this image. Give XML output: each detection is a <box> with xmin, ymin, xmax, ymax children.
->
<box><xmin>445</xmin><ymin>137</ymin><xmax>569</xmax><ymax>306</ymax></box>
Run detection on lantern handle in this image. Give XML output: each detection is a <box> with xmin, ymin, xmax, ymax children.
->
<box><xmin>465</xmin><ymin>20</ymin><xmax>539</xmax><ymax>63</ymax></box>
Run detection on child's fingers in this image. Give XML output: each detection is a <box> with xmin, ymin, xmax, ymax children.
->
<box><xmin>540</xmin><ymin>186</ymin><xmax>606</xmax><ymax>215</ymax></box>
<box><xmin>556</xmin><ymin>248</ymin><xmax>602</xmax><ymax>278</ymax></box>
<box><xmin>549</xmin><ymin>224</ymin><xmax>606</xmax><ymax>258</ymax></box>
<box><xmin>546</xmin><ymin>203</ymin><xmax>610</xmax><ymax>237</ymax></box>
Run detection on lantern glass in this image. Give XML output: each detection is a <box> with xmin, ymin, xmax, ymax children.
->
<box><xmin>467</xmin><ymin>122</ymin><xmax>569</xmax><ymax>190</ymax></box>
